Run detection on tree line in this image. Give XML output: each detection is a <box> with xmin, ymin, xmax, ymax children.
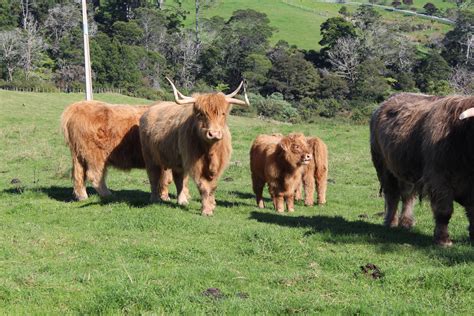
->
<box><xmin>0</xmin><ymin>0</ymin><xmax>472</xmax><ymax>122</ymax></box>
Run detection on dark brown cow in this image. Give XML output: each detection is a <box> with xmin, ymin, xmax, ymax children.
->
<box><xmin>250</xmin><ymin>133</ymin><xmax>312</xmax><ymax>213</ymax></box>
<box><xmin>370</xmin><ymin>92</ymin><xmax>474</xmax><ymax>246</ymax></box>
<box><xmin>139</xmin><ymin>79</ymin><xmax>248</xmax><ymax>216</ymax></box>
<box><xmin>61</xmin><ymin>101</ymin><xmax>172</xmax><ymax>200</ymax></box>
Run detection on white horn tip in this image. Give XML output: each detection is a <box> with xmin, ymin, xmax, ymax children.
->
<box><xmin>459</xmin><ymin>113</ymin><xmax>467</xmax><ymax>120</ymax></box>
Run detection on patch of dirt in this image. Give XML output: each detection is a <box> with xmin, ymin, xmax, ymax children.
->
<box><xmin>360</xmin><ymin>263</ymin><xmax>384</xmax><ymax>279</ymax></box>
<box><xmin>374</xmin><ymin>211</ymin><xmax>385</xmax><ymax>217</ymax></box>
<box><xmin>223</xmin><ymin>177</ymin><xmax>234</xmax><ymax>182</ymax></box>
<box><xmin>236</xmin><ymin>292</ymin><xmax>249</xmax><ymax>299</ymax></box>
<box><xmin>358</xmin><ymin>214</ymin><xmax>369</xmax><ymax>219</ymax></box>
<box><xmin>202</xmin><ymin>287</ymin><xmax>226</xmax><ymax>299</ymax></box>
<box><xmin>328</xmin><ymin>178</ymin><xmax>336</xmax><ymax>184</ymax></box>
<box><xmin>10</xmin><ymin>178</ymin><xmax>21</xmax><ymax>184</ymax></box>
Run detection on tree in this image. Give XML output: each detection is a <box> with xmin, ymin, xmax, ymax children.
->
<box><xmin>319</xmin><ymin>17</ymin><xmax>356</xmax><ymax>48</ymax></box>
<box><xmin>242</xmin><ymin>53</ymin><xmax>272</xmax><ymax>87</ymax></box>
<box><xmin>44</xmin><ymin>4</ymin><xmax>81</xmax><ymax>55</ymax></box>
<box><xmin>338</xmin><ymin>6</ymin><xmax>349</xmax><ymax>17</ymax></box>
<box><xmin>265</xmin><ymin>44</ymin><xmax>320</xmax><ymax>100</ymax></box>
<box><xmin>403</xmin><ymin>0</ymin><xmax>414</xmax><ymax>5</ymax></box>
<box><xmin>20</xmin><ymin>13</ymin><xmax>44</xmax><ymax>80</ymax></box>
<box><xmin>423</xmin><ymin>3</ymin><xmax>438</xmax><ymax>16</ymax></box>
<box><xmin>449</xmin><ymin>66</ymin><xmax>474</xmax><ymax>94</ymax></box>
<box><xmin>415</xmin><ymin>51</ymin><xmax>452</xmax><ymax>92</ymax></box>
<box><xmin>442</xmin><ymin>11</ymin><xmax>474</xmax><ymax>69</ymax></box>
<box><xmin>134</xmin><ymin>7</ymin><xmax>167</xmax><ymax>51</ymax></box>
<box><xmin>327</xmin><ymin>37</ymin><xmax>361</xmax><ymax>83</ymax></box>
<box><xmin>353</xmin><ymin>59</ymin><xmax>391</xmax><ymax>102</ymax></box>
<box><xmin>353</xmin><ymin>5</ymin><xmax>381</xmax><ymax>30</ymax></box>
<box><xmin>112</xmin><ymin>21</ymin><xmax>143</xmax><ymax>45</ymax></box>
<box><xmin>0</xmin><ymin>29</ymin><xmax>22</xmax><ymax>81</ymax></box>
<box><xmin>392</xmin><ymin>1</ymin><xmax>402</xmax><ymax>8</ymax></box>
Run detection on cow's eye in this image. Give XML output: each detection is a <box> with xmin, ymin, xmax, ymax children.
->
<box><xmin>294</xmin><ymin>145</ymin><xmax>299</xmax><ymax>150</ymax></box>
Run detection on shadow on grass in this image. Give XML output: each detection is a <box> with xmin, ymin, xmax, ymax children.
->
<box><xmin>250</xmin><ymin>211</ymin><xmax>474</xmax><ymax>263</ymax></box>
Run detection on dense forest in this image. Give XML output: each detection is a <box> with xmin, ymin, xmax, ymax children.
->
<box><xmin>0</xmin><ymin>0</ymin><xmax>472</xmax><ymax>122</ymax></box>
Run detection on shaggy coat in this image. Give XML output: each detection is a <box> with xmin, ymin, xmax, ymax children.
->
<box><xmin>61</xmin><ymin>101</ymin><xmax>172</xmax><ymax>200</ymax></box>
<box><xmin>295</xmin><ymin>136</ymin><xmax>329</xmax><ymax>205</ymax></box>
<box><xmin>139</xmin><ymin>94</ymin><xmax>233</xmax><ymax>216</ymax></box>
<box><xmin>370</xmin><ymin>92</ymin><xmax>474</xmax><ymax>246</ymax></box>
<box><xmin>250</xmin><ymin>133</ymin><xmax>312</xmax><ymax>212</ymax></box>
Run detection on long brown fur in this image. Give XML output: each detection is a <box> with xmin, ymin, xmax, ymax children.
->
<box><xmin>61</xmin><ymin>100</ymin><xmax>172</xmax><ymax>200</ymax></box>
<box><xmin>295</xmin><ymin>137</ymin><xmax>329</xmax><ymax>205</ymax></box>
<box><xmin>139</xmin><ymin>93</ymin><xmax>233</xmax><ymax>216</ymax></box>
<box><xmin>370</xmin><ymin>92</ymin><xmax>474</xmax><ymax>246</ymax></box>
<box><xmin>250</xmin><ymin>133</ymin><xmax>312</xmax><ymax>213</ymax></box>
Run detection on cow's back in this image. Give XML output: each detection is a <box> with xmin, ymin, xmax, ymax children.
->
<box><xmin>61</xmin><ymin>100</ymin><xmax>148</xmax><ymax>169</ymax></box>
<box><xmin>370</xmin><ymin>93</ymin><xmax>439</xmax><ymax>184</ymax></box>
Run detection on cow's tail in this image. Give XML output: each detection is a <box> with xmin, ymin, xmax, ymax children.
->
<box><xmin>60</xmin><ymin>104</ymin><xmax>75</xmax><ymax>146</ymax></box>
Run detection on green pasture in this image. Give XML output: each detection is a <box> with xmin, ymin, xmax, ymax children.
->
<box><xmin>178</xmin><ymin>0</ymin><xmax>453</xmax><ymax>50</ymax></box>
<box><xmin>0</xmin><ymin>90</ymin><xmax>473</xmax><ymax>314</ymax></box>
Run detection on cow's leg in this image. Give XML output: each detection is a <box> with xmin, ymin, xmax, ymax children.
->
<box><xmin>295</xmin><ymin>184</ymin><xmax>303</xmax><ymax>201</ymax></box>
<box><xmin>303</xmin><ymin>171</ymin><xmax>315</xmax><ymax>206</ymax></box>
<box><xmin>431</xmin><ymin>195</ymin><xmax>454</xmax><ymax>247</ymax></box>
<box><xmin>465</xmin><ymin>206</ymin><xmax>474</xmax><ymax>242</ymax></box>
<box><xmin>183</xmin><ymin>175</ymin><xmax>191</xmax><ymax>200</ymax></box>
<box><xmin>173</xmin><ymin>170</ymin><xmax>188</xmax><ymax>206</ymax></box>
<box><xmin>159</xmin><ymin>169</ymin><xmax>172</xmax><ymax>201</ymax></box>
<box><xmin>315</xmin><ymin>164</ymin><xmax>328</xmax><ymax>205</ymax></box>
<box><xmin>383</xmin><ymin>172</ymin><xmax>400</xmax><ymax>227</ymax></box>
<box><xmin>399</xmin><ymin>183</ymin><xmax>416</xmax><ymax>229</ymax></box>
<box><xmin>72</xmin><ymin>156</ymin><xmax>88</xmax><ymax>200</ymax></box>
<box><xmin>272</xmin><ymin>192</ymin><xmax>285</xmax><ymax>213</ymax></box>
<box><xmin>286</xmin><ymin>194</ymin><xmax>295</xmax><ymax>212</ymax></box>
<box><xmin>197</xmin><ymin>179</ymin><xmax>216</xmax><ymax>216</ymax></box>
<box><xmin>87</xmin><ymin>163</ymin><xmax>112</xmax><ymax>198</ymax></box>
<box><xmin>145</xmin><ymin>164</ymin><xmax>163</xmax><ymax>203</ymax></box>
<box><xmin>252</xmin><ymin>175</ymin><xmax>265</xmax><ymax>209</ymax></box>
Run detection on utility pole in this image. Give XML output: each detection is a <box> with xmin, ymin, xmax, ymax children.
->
<box><xmin>81</xmin><ymin>0</ymin><xmax>93</xmax><ymax>100</ymax></box>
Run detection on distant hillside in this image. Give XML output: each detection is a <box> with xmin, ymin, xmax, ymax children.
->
<box><xmin>178</xmin><ymin>0</ymin><xmax>454</xmax><ymax>50</ymax></box>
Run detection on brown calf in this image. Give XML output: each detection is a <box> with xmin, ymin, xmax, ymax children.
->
<box><xmin>250</xmin><ymin>133</ymin><xmax>312</xmax><ymax>212</ymax></box>
<box><xmin>295</xmin><ymin>136</ymin><xmax>328</xmax><ymax>205</ymax></box>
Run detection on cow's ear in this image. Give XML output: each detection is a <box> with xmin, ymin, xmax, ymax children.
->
<box><xmin>279</xmin><ymin>137</ymin><xmax>291</xmax><ymax>152</ymax></box>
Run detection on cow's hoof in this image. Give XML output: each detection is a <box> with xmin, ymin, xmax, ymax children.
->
<box><xmin>276</xmin><ymin>209</ymin><xmax>284</xmax><ymax>214</ymax></box>
<box><xmin>399</xmin><ymin>216</ymin><xmax>415</xmax><ymax>229</ymax></box>
<box><xmin>288</xmin><ymin>208</ymin><xmax>295</xmax><ymax>213</ymax></box>
<box><xmin>305</xmin><ymin>201</ymin><xmax>314</xmax><ymax>206</ymax></box>
<box><xmin>75</xmin><ymin>194</ymin><xmax>88</xmax><ymax>201</ymax></box>
<box><xmin>201</xmin><ymin>210</ymin><xmax>214</xmax><ymax>216</ymax></box>
<box><xmin>160</xmin><ymin>194</ymin><xmax>171</xmax><ymax>202</ymax></box>
<box><xmin>384</xmin><ymin>218</ymin><xmax>399</xmax><ymax>228</ymax></box>
<box><xmin>435</xmin><ymin>237</ymin><xmax>453</xmax><ymax>247</ymax></box>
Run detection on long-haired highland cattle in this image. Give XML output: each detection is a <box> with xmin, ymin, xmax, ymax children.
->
<box><xmin>61</xmin><ymin>101</ymin><xmax>172</xmax><ymax>200</ymax></box>
<box><xmin>295</xmin><ymin>136</ymin><xmax>328</xmax><ymax>206</ymax></box>
<box><xmin>250</xmin><ymin>133</ymin><xmax>312</xmax><ymax>213</ymax></box>
<box><xmin>371</xmin><ymin>93</ymin><xmax>474</xmax><ymax>246</ymax></box>
<box><xmin>139</xmin><ymin>78</ymin><xmax>249</xmax><ymax>216</ymax></box>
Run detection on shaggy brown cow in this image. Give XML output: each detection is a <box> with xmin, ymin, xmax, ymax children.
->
<box><xmin>250</xmin><ymin>133</ymin><xmax>312</xmax><ymax>213</ymax></box>
<box><xmin>61</xmin><ymin>101</ymin><xmax>172</xmax><ymax>200</ymax></box>
<box><xmin>295</xmin><ymin>136</ymin><xmax>328</xmax><ymax>205</ymax></box>
<box><xmin>139</xmin><ymin>78</ymin><xmax>248</xmax><ymax>215</ymax></box>
<box><xmin>370</xmin><ymin>92</ymin><xmax>474</xmax><ymax>246</ymax></box>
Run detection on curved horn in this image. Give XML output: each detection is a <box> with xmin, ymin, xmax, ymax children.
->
<box><xmin>166</xmin><ymin>77</ymin><xmax>196</xmax><ymax>104</ymax></box>
<box><xmin>225</xmin><ymin>81</ymin><xmax>243</xmax><ymax>98</ymax></box>
<box><xmin>225</xmin><ymin>81</ymin><xmax>250</xmax><ymax>106</ymax></box>
<box><xmin>459</xmin><ymin>108</ymin><xmax>474</xmax><ymax>120</ymax></box>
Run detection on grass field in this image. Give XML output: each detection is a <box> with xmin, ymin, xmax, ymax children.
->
<box><xmin>177</xmin><ymin>0</ymin><xmax>453</xmax><ymax>50</ymax></box>
<box><xmin>0</xmin><ymin>90</ymin><xmax>473</xmax><ymax>314</ymax></box>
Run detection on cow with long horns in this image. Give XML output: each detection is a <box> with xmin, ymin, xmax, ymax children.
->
<box><xmin>370</xmin><ymin>93</ymin><xmax>474</xmax><ymax>246</ymax></box>
<box><xmin>139</xmin><ymin>78</ymin><xmax>248</xmax><ymax>215</ymax></box>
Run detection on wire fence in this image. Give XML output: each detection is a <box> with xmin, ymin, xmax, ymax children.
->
<box><xmin>0</xmin><ymin>86</ymin><xmax>124</xmax><ymax>94</ymax></box>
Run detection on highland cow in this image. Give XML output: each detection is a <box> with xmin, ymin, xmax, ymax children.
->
<box><xmin>370</xmin><ymin>92</ymin><xmax>474</xmax><ymax>246</ymax></box>
<box><xmin>61</xmin><ymin>101</ymin><xmax>172</xmax><ymax>200</ymax></box>
<box><xmin>250</xmin><ymin>133</ymin><xmax>312</xmax><ymax>213</ymax></box>
<box><xmin>139</xmin><ymin>78</ymin><xmax>248</xmax><ymax>216</ymax></box>
<box><xmin>295</xmin><ymin>136</ymin><xmax>328</xmax><ymax>206</ymax></box>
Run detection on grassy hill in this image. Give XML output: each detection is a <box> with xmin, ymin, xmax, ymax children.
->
<box><xmin>0</xmin><ymin>90</ymin><xmax>473</xmax><ymax>313</ymax></box>
<box><xmin>177</xmin><ymin>0</ymin><xmax>454</xmax><ymax>50</ymax></box>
